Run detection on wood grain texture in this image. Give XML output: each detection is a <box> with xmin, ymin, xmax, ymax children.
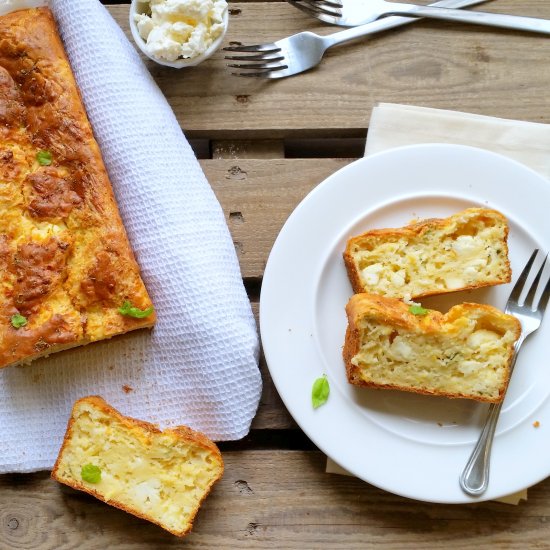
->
<box><xmin>202</xmin><ymin>158</ymin><xmax>352</xmax><ymax>278</ymax></box>
<box><xmin>250</xmin><ymin>302</ymin><xmax>297</xmax><ymax>430</ymax></box>
<box><xmin>2</xmin><ymin>3</ymin><xmax>550</xmax><ymax>548</ymax></box>
<box><xmin>2</xmin><ymin>452</ymin><xmax>550</xmax><ymax>549</ymax></box>
<box><xmin>209</xmin><ymin>143</ymin><xmax>296</xmax><ymax>429</ymax></box>
<box><xmin>110</xmin><ymin>2</ymin><xmax>550</xmax><ymax>138</ymax></box>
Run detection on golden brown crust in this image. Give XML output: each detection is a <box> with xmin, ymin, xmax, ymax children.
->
<box><xmin>343</xmin><ymin>325</ymin><xmax>361</xmax><ymax>386</ymax></box>
<box><xmin>51</xmin><ymin>396</ymin><xmax>224</xmax><ymax>538</ymax></box>
<box><xmin>343</xmin><ymin>293</ymin><xmax>521</xmax><ymax>403</ymax></box>
<box><xmin>343</xmin><ymin>208</ymin><xmax>512</xmax><ymax>299</ymax></box>
<box><xmin>0</xmin><ymin>9</ymin><xmax>155</xmax><ymax>369</ymax></box>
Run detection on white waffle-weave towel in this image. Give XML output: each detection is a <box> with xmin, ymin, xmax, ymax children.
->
<box><xmin>0</xmin><ymin>0</ymin><xmax>261</xmax><ymax>473</ymax></box>
<box><xmin>326</xmin><ymin>102</ymin><xmax>550</xmax><ymax>505</ymax></box>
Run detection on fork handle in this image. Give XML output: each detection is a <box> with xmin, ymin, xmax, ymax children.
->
<box><xmin>459</xmin><ymin>337</ymin><xmax>524</xmax><ymax>496</ymax></box>
<box><xmin>389</xmin><ymin>3</ymin><xmax>550</xmax><ymax>35</ymax></box>
<box><xmin>459</xmin><ymin>401</ymin><xmax>502</xmax><ymax>495</ymax></box>
<box><xmin>320</xmin><ymin>0</ymin><xmax>488</xmax><ymax>49</ymax></box>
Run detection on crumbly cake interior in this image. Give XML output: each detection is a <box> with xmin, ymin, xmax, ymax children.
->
<box><xmin>348</xmin><ymin>209</ymin><xmax>509</xmax><ymax>300</ymax></box>
<box><xmin>351</xmin><ymin>307</ymin><xmax>517</xmax><ymax>400</ymax></box>
<box><xmin>54</xmin><ymin>401</ymin><xmax>222</xmax><ymax>535</ymax></box>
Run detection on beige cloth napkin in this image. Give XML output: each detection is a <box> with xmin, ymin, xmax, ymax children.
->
<box><xmin>326</xmin><ymin>102</ymin><xmax>550</xmax><ymax>505</ymax></box>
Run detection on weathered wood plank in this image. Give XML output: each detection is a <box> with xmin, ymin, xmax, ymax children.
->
<box><xmin>203</xmin><ymin>158</ymin><xmax>354</xmax><ymax>429</ymax></box>
<box><xmin>253</xmin><ymin>361</ymin><xmax>296</xmax><ymax>429</ymax></box>
<box><xmin>3</xmin><ymin>5</ymin><xmax>547</xmax><ymax>548</ymax></box>
<box><xmin>2</xmin><ymin>452</ymin><xmax>550</xmax><ymax>549</ymax></box>
<box><xmin>109</xmin><ymin>2</ymin><xmax>550</xmax><ymax>138</ymax></box>
<box><xmin>201</xmin><ymin>158</ymin><xmax>353</xmax><ymax>278</ymax></box>
<box><xmin>250</xmin><ymin>302</ymin><xmax>297</xmax><ymax>430</ymax></box>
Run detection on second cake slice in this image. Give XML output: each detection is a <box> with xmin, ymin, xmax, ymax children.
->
<box><xmin>343</xmin><ymin>293</ymin><xmax>521</xmax><ymax>403</ymax></box>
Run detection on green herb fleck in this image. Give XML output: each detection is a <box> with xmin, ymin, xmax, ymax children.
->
<box><xmin>117</xmin><ymin>300</ymin><xmax>154</xmax><ymax>319</ymax></box>
<box><xmin>81</xmin><ymin>464</ymin><xmax>102</xmax><ymax>484</ymax></box>
<box><xmin>10</xmin><ymin>313</ymin><xmax>27</xmax><ymax>329</ymax></box>
<box><xmin>36</xmin><ymin>150</ymin><xmax>52</xmax><ymax>166</ymax></box>
<box><xmin>408</xmin><ymin>305</ymin><xmax>428</xmax><ymax>316</ymax></box>
<box><xmin>312</xmin><ymin>374</ymin><xmax>330</xmax><ymax>409</ymax></box>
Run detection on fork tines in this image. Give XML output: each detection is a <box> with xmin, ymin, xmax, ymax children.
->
<box><xmin>510</xmin><ymin>249</ymin><xmax>550</xmax><ymax>313</ymax></box>
<box><xmin>223</xmin><ymin>44</ymin><xmax>288</xmax><ymax>77</ymax></box>
<box><xmin>224</xmin><ymin>44</ymin><xmax>281</xmax><ymax>53</ymax></box>
<box><xmin>286</xmin><ymin>0</ymin><xmax>342</xmax><ymax>18</ymax></box>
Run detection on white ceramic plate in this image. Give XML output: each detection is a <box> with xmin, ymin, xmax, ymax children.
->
<box><xmin>260</xmin><ymin>144</ymin><xmax>550</xmax><ymax>504</ymax></box>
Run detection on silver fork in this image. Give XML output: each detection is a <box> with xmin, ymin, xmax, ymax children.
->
<box><xmin>460</xmin><ymin>249</ymin><xmax>550</xmax><ymax>496</ymax></box>
<box><xmin>287</xmin><ymin>0</ymin><xmax>550</xmax><ymax>33</ymax></box>
<box><xmin>224</xmin><ymin>0</ymin><xmax>486</xmax><ymax>78</ymax></box>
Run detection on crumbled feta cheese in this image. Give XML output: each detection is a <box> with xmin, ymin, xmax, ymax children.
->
<box><xmin>134</xmin><ymin>13</ymin><xmax>155</xmax><ymax>40</ymax></box>
<box><xmin>458</xmin><ymin>360</ymin><xmax>483</xmax><ymax>375</ymax></box>
<box><xmin>390</xmin><ymin>338</ymin><xmax>413</xmax><ymax>361</ymax></box>
<box><xmin>464</xmin><ymin>258</ymin><xmax>488</xmax><ymax>275</ymax></box>
<box><xmin>129</xmin><ymin>479</ymin><xmax>162</xmax><ymax>509</ymax></box>
<box><xmin>452</xmin><ymin>235</ymin><xmax>481</xmax><ymax>257</ymax></box>
<box><xmin>467</xmin><ymin>329</ymin><xmax>499</xmax><ymax>348</ymax></box>
<box><xmin>390</xmin><ymin>270</ymin><xmax>406</xmax><ymax>287</ymax></box>
<box><xmin>135</xmin><ymin>0</ymin><xmax>228</xmax><ymax>61</ymax></box>
<box><xmin>443</xmin><ymin>275</ymin><xmax>465</xmax><ymax>290</ymax></box>
<box><xmin>361</xmin><ymin>263</ymin><xmax>383</xmax><ymax>286</ymax></box>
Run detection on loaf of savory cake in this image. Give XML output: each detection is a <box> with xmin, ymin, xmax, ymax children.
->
<box><xmin>0</xmin><ymin>8</ymin><xmax>154</xmax><ymax>369</ymax></box>
<box><xmin>343</xmin><ymin>208</ymin><xmax>511</xmax><ymax>301</ymax></box>
<box><xmin>51</xmin><ymin>396</ymin><xmax>224</xmax><ymax>537</ymax></box>
<box><xmin>343</xmin><ymin>293</ymin><xmax>521</xmax><ymax>403</ymax></box>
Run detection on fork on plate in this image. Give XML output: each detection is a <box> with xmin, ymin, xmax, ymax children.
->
<box><xmin>224</xmin><ymin>0</ymin><xmax>485</xmax><ymax>78</ymax></box>
<box><xmin>460</xmin><ymin>249</ymin><xmax>550</xmax><ymax>496</ymax></box>
<box><xmin>287</xmin><ymin>0</ymin><xmax>550</xmax><ymax>32</ymax></box>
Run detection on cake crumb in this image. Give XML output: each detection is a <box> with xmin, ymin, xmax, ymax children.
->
<box><xmin>533</xmin><ymin>421</ymin><xmax>540</xmax><ymax>428</ymax></box>
<box><xmin>122</xmin><ymin>385</ymin><xmax>134</xmax><ymax>394</ymax></box>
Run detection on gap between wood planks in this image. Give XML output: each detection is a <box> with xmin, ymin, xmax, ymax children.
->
<box><xmin>218</xmin><ymin>429</ymin><xmax>318</xmax><ymax>451</ymax></box>
<box><xmin>191</xmin><ymin>138</ymin><xmax>367</xmax><ymax>160</ymax></box>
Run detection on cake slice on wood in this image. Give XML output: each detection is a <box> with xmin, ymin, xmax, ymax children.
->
<box><xmin>52</xmin><ymin>396</ymin><xmax>224</xmax><ymax>537</ymax></box>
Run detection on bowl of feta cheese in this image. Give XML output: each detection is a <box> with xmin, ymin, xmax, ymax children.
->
<box><xmin>130</xmin><ymin>0</ymin><xmax>228</xmax><ymax>68</ymax></box>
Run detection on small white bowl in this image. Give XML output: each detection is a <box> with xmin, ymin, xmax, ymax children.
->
<box><xmin>129</xmin><ymin>0</ymin><xmax>229</xmax><ymax>68</ymax></box>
